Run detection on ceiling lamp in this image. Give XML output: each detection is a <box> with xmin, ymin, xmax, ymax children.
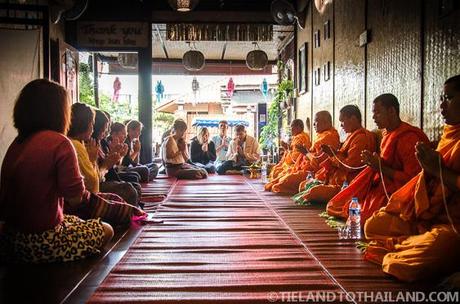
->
<box><xmin>168</xmin><ymin>0</ymin><xmax>199</xmax><ymax>12</ymax></box>
<box><xmin>246</xmin><ymin>42</ymin><xmax>268</xmax><ymax>71</ymax></box>
<box><xmin>183</xmin><ymin>43</ymin><xmax>205</xmax><ymax>71</ymax></box>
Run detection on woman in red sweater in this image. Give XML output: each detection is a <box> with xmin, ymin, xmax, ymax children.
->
<box><xmin>0</xmin><ymin>79</ymin><xmax>113</xmax><ymax>263</ymax></box>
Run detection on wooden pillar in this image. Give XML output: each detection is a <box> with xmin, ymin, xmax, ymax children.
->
<box><xmin>138</xmin><ymin>29</ymin><xmax>153</xmax><ymax>164</ymax></box>
<box><xmin>93</xmin><ymin>53</ymin><xmax>99</xmax><ymax>107</ymax></box>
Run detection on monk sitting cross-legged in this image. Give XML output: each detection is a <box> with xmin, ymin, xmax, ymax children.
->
<box><xmin>327</xmin><ymin>94</ymin><xmax>430</xmax><ymax>224</ymax></box>
<box><xmin>293</xmin><ymin>105</ymin><xmax>376</xmax><ymax>204</ymax></box>
<box><xmin>265</xmin><ymin>119</ymin><xmax>311</xmax><ymax>184</ymax></box>
<box><xmin>266</xmin><ymin>111</ymin><xmax>339</xmax><ymax>194</ymax></box>
<box><xmin>363</xmin><ymin>75</ymin><xmax>460</xmax><ymax>282</ymax></box>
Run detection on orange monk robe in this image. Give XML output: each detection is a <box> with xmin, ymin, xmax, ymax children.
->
<box><xmin>267</xmin><ymin>131</ymin><xmax>311</xmax><ymax>180</ymax></box>
<box><xmin>298</xmin><ymin>128</ymin><xmax>376</xmax><ymax>197</ymax></box>
<box><xmin>363</xmin><ymin>124</ymin><xmax>460</xmax><ymax>282</ymax></box>
<box><xmin>268</xmin><ymin>128</ymin><xmax>340</xmax><ymax>194</ymax></box>
<box><xmin>327</xmin><ymin>122</ymin><xmax>430</xmax><ymax>223</ymax></box>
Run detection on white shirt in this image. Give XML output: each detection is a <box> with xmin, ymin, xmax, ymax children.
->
<box><xmin>227</xmin><ymin>135</ymin><xmax>261</xmax><ymax>163</ymax></box>
<box><xmin>161</xmin><ymin>136</ymin><xmax>185</xmax><ymax>164</ymax></box>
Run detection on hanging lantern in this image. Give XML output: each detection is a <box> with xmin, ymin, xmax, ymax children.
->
<box><xmin>226</xmin><ymin>77</ymin><xmax>235</xmax><ymax>98</ymax></box>
<box><xmin>192</xmin><ymin>77</ymin><xmax>199</xmax><ymax>103</ymax></box>
<box><xmin>260</xmin><ymin>78</ymin><xmax>269</xmax><ymax>97</ymax></box>
<box><xmin>168</xmin><ymin>0</ymin><xmax>200</xmax><ymax>12</ymax></box>
<box><xmin>155</xmin><ymin>80</ymin><xmax>165</xmax><ymax>103</ymax></box>
<box><xmin>246</xmin><ymin>42</ymin><xmax>268</xmax><ymax>71</ymax></box>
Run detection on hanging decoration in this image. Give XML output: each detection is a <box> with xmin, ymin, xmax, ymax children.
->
<box><xmin>112</xmin><ymin>77</ymin><xmax>121</xmax><ymax>102</ymax></box>
<box><xmin>155</xmin><ymin>80</ymin><xmax>165</xmax><ymax>103</ymax></box>
<box><xmin>192</xmin><ymin>77</ymin><xmax>200</xmax><ymax>104</ymax></box>
<box><xmin>168</xmin><ymin>0</ymin><xmax>200</xmax><ymax>12</ymax></box>
<box><xmin>183</xmin><ymin>42</ymin><xmax>205</xmax><ymax>71</ymax></box>
<box><xmin>246</xmin><ymin>42</ymin><xmax>268</xmax><ymax>71</ymax></box>
<box><xmin>260</xmin><ymin>78</ymin><xmax>269</xmax><ymax>97</ymax></box>
<box><xmin>226</xmin><ymin>77</ymin><xmax>235</xmax><ymax>98</ymax></box>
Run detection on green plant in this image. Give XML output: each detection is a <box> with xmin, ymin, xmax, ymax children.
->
<box><xmin>259</xmin><ymin>77</ymin><xmax>293</xmax><ymax>151</ymax></box>
<box><xmin>79</xmin><ymin>63</ymin><xmax>95</xmax><ymax>107</ymax></box>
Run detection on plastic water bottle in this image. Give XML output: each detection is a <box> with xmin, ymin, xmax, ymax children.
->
<box><xmin>261</xmin><ymin>163</ymin><xmax>268</xmax><ymax>183</ymax></box>
<box><xmin>347</xmin><ymin>197</ymin><xmax>361</xmax><ymax>239</ymax></box>
<box><xmin>341</xmin><ymin>180</ymin><xmax>349</xmax><ymax>191</ymax></box>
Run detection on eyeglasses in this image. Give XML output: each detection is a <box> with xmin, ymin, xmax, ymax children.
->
<box><xmin>440</xmin><ymin>94</ymin><xmax>454</xmax><ymax>102</ymax></box>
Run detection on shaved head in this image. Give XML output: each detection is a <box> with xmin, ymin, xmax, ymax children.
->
<box><xmin>291</xmin><ymin>119</ymin><xmax>304</xmax><ymax>129</ymax></box>
<box><xmin>290</xmin><ymin>119</ymin><xmax>304</xmax><ymax>136</ymax></box>
<box><xmin>314</xmin><ymin>111</ymin><xmax>333</xmax><ymax>133</ymax></box>
<box><xmin>316</xmin><ymin>111</ymin><xmax>332</xmax><ymax>124</ymax></box>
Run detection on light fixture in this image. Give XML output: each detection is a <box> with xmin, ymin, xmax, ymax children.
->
<box><xmin>168</xmin><ymin>0</ymin><xmax>200</xmax><ymax>12</ymax></box>
<box><xmin>183</xmin><ymin>42</ymin><xmax>205</xmax><ymax>71</ymax></box>
<box><xmin>246</xmin><ymin>42</ymin><xmax>268</xmax><ymax>71</ymax></box>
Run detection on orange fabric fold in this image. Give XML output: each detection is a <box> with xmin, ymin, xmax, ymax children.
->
<box><xmin>266</xmin><ymin>128</ymin><xmax>339</xmax><ymax>194</ymax></box>
<box><xmin>269</xmin><ymin>132</ymin><xmax>311</xmax><ymax>180</ymax></box>
<box><xmin>327</xmin><ymin>122</ymin><xmax>429</xmax><ymax>222</ymax></box>
<box><xmin>363</xmin><ymin>124</ymin><xmax>460</xmax><ymax>282</ymax></box>
<box><xmin>316</xmin><ymin>127</ymin><xmax>376</xmax><ymax>187</ymax></box>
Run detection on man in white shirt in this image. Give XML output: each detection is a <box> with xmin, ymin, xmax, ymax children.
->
<box><xmin>211</xmin><ymin>120</ymin><xmax>231</xmax><ymax>171</ymax></box>
<box><xmin>217</xmin><ymin>124</ymin><xmax>260</xmax><ymax>175</ymax></box>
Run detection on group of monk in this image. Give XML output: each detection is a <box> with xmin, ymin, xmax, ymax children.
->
<box><xmin>265</xmin><ymin>75</ymin><xmax>460</xmax><ymax>283</ymax></box>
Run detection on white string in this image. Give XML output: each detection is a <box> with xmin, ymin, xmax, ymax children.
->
<box><xmin>310</xmin><ymin>152</ymin><xmax>325</xmax><ymax>159</ymax></box>
<box><xmin>438</xmin><ymin>155</ymin><xmax>459</xmax><ymax>236</ymax></box>
<box><xmin>378</xmin><ymin>157</ymin><xmax>391</xmax><ymax>201</ymax></box>
<box><xmin>329</xmin><ymin>148</ymin><xmax>368</xmax><ymax>170</ymax></box>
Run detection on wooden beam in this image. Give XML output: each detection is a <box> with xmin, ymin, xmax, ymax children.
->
<box><xmin>151</xmin><ymin>10</ymin><xmax>274</xmax><ymax>24</ymax></box>
<box><xmin>138</xmin><ymin>32</ymin><xmax>153</xmax><ymax>163</ymax></box>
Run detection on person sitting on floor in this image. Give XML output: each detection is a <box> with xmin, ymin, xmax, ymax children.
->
<box><xmin>327</xmin><ymin>94</ymin><xmax>429</xmax><ymax>223</ymax></box>
<box><xmin>363</xmin><ymin>75</ymin><xmax>460</xmax><ymax>282</ymax></box>
<box><xmin>0</xmin><ymin>79</ymin><xmax>113</xmax><ymax>263</ymax></box>
<box><xmin>267</xmin><ymin>119</ymin><xmax>311</xmax><ymax>182</ymax></box>
<box><xmin>108</xmin><ymin>122</ymin><xmax>142</xmax><ymax>183</ymax></box>
<box><xmin>161</xmin><ymin>119</ymin><xmax>207</xmax><ymax>179</ymax></box>
<box><xmin>212</xmin><ymin>120</ymin><xmax>230</xmax><ymax>172</ymax></box>
<box><xmin>123</xmin><ymin>120</ymin><xmax>159</xmax><ymax>181</ymax></box>
<box><xmin>266</xmin><ymin>112</ymin><xmax>340</xmax><ymax>194</ymax></box>
<box><xmin>190</xmin><ymin>127</ymin><xmax>217</xmax><ymax>173</ymax></box>
<box><xmin>92</xmin><ymin>110</ymin><xmax>141</xmax><ymax>207</ymax></box>
<box><xmin>67</xmin><ymin>103</ymin><xmax>144</xmax><ymax>226</ymax></box>
<box><xmin>293</xmin><ymin>105</ymin><xmax>376</xmax><ymax>204</ymax></box>
<box><xmin>217</xmin><ymin>124</ymin><xmax>261</xmax><ymax>175</ymax></box>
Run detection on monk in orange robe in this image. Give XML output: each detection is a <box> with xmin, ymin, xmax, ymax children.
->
<box><xmin>363</xmin><ymin>75</ymin><xmax>460</xmax><ymax>282</ymax></box>
<box><xmin>294</xmin><ymin>105</ymin><xmax>376</xmax><ymax>204</ymax></box>
<box><xmin>266</xmin><ymin>119</ymin><xmax>311</xmax><ymax>185</ymax></box>
<box><xmin>327</xmin><ymin>94</ymin><xmax>430</xmax><ymax>223</ymax></box>
<box><xmin>267</xmin><ymin>111</ymin><xmax>340</xmax><ymax>194</ymax></box>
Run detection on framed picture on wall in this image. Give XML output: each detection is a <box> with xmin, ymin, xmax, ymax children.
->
<box><xmin>314</xmin><ymin>67</ymin><xmax>321</xmax><ymax>86</ymax></box>
<box><xmin>323</xmin><ymin>61</ymin><xmax>330</xmax><ymax>81</ymax></box>
<box><xmin>298</xmin><ymin>43</ymin><xmax>308</xmax><ymax>94</ymax></box>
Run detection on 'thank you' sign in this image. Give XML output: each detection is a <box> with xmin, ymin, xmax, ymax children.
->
<box><xmin>77</xmin><ymin>22</ymin><xmax>149</xmax><ymax>48</ymax></box>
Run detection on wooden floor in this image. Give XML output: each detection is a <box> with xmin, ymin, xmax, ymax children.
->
<box><xmin>0</xmin><ymin>175</ymin><xmax>435</xmax><ymax>304</ymax></box>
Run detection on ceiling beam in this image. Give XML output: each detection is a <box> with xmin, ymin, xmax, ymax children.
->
<box><xmin>151</xmin><ymin>11</ymin><xmax>274</xmax><ymax>24</ymax></box>
<box><xmin>221</xmin><ymin>42</ymin><xmax>227</xmax><ymax>60</ymax></box>
<box><xmin>154</xmin><ymin>24</ymin><xmax>169</xmax><ymax>59</ymax></box>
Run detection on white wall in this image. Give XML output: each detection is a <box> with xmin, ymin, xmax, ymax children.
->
<box><xmin>0</xmin><ymin>28</ymin><xmax>42</xmax><ymax>165</ymax></box>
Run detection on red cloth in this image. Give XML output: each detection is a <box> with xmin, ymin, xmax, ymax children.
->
<box><xmin>0</xmin><ymin>131</ymin><xmax>84</xmax><ymax>233</ymax></box>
